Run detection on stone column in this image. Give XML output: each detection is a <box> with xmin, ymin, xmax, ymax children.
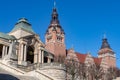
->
<box><xmin>18</xmin><ymin>45</ymin><xmax>21</xmax><ymax>65</ymax></box>
<box><xmin>16</xmin><ymin>50</ymin><xmax>18</xmax><ymax>55</ymax></box>
<box><xmin>38</xmin><ymin>50</ymin><xmax>42</xmax><ymax>63</ymax></box>
<box><xmin>21</xmin><ymin>44</ymin><xmax>24</xmax><ymax>62</ymax></box>
<box><xmin>41</xmin><ymin>50</ymin><xmax>44</xmax><ymax>63</ymax></box>
<box><xmin>2</xmin><ymin>45</ymin><xmax>5</xmax><ymax>59</ymax></box>
<box><xmin>5</xmin><ymin>46</ymin><xmax>8</xmax><ymax>55</ymax></box>
<box><xmin>34</xmin><ymin>52</ymin><xmax>38</xmax><ymax>63</ymax></box>
<box><xmin>23</xmin><ymin>44</ymin><xmax>27</xmax><ymax>61</ymax></box>
<box><xmin>34</xmin><ymin>47</ymin><xmax>38</xmax><ymax>63</ymax></box>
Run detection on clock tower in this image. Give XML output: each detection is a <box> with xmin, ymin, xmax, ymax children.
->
<box><xmin>45</xmin><ymin>7</ymin><xmax>66</xmax><ymax>60</ymax></box>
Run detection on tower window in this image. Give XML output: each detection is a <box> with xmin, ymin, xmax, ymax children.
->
<box><xmin>57</xmin><ymin>36</ymin><xmax>62</xmax><ymax>41</ymax></box>
<box><xmin>46</xmin><ymin>34</ymin><xmax>52</xmax><ymax>42</ymax></box>
<box><xmin>47</xmin><ymin>38</ymin><xmax>51</xmax><ymax>42</ymax></box>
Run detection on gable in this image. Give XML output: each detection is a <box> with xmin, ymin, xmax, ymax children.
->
<box><xmin>9</xmin><ymin>29</ymin><xmax>34</xmax><ymax>39</ymax></box>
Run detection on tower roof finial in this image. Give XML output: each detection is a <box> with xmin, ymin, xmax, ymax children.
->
<box><xmin>54</xmin><ymin>0</ymin><xmax>56</xmax><ymax>8</ymax></box>
<box><xmin>103</xmin><ymin>32</ymin><xmax>106</xmax><ymax>39</ymax></box>
<box><xmin>71</xmin><ymin>44</ymin><xmax>74</xmax><ymax>49</ymax></box>
<box><xmin>100</xmin><ymin>33</ymin><xmax>111</xmax><ymax>49</ymax></box>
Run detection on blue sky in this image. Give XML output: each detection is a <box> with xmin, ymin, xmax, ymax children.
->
<box><xmin>0</xmin><ymin>0</ymin><xmax>120</xmax><ymax>68</ymax></box>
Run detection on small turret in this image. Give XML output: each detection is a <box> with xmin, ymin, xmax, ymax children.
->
<box><xmin>98</xmin><ymin>35</ymin><xmax>116</xmax><ymax>68</ymax></box>
<box><xmin>98</xmin><ymin>36</ymin><xmax>114</xmax><ymax>55</ymax></box>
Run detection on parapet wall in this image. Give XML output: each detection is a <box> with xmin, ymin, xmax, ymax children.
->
<box><xmin>39</xmin><ymin>63</ymin><xmax>66</xmax><ymax>80</ymax></box>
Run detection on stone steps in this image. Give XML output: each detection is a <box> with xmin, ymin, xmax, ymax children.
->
<box><xmin>0</xmin><ymin>67</ymin><xmax>39</xmax><ymax>80</ymax></box>
<box><xmin>0</xmin><ymin>62</ymin><xmax>52</xmax><ymax>80</ymax></box>
<box><xmin>0</xmin><ymin>61</ymin><xmax>66</xmax><ymax>80</ymax></box>
<box><xmin>35</xmin><ymin>70</ymin><xmax>55</xmax><ymax>80</ymax></box>
<box><xmin>0</xmin><ymin>61</ymin><xmax>25</xmax><ymax>75</ymax></box>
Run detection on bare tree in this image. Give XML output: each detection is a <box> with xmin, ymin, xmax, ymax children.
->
<box><xmin>65</xmin><ymin>58</ymin><xmax>120</xmax><ymax>80</ymax></box>
<box><xmin>88</xmin><ymin>64</ymin><xmax>104</xmax><ymax>80</ymax></box>
<box><xmin>116</xmin><ymin>68</ymin><xmax>120</xmax><ymax>77</ymax></box>
<box><xmin>78</xmin><ymin>63</ymin><xmax>88</xmax><ymax>80</ymax></box>
<box><xmin>65</xmin><ymin>59</ymin><xmax>79</xmax><ymax>80</ymax></box>
<box><xmin>107</xmin><ymin>67</ymin><xmax>119</xmax><ymax>80</ymax></box>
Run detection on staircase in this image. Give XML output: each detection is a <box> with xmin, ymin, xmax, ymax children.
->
<box><xmin>0</xmin><ymin>60</ymin><xmax>25</xmax><ymax>75</ymax></box>
<box><xmin>0</xmin><ymin>61</ymin><xmax>66</xmax><ymax>80</ymax></box>
<box><xmin>38</xmin><ymin>63</ymin><xmax>66</xmax><ymax>80</ymax></box>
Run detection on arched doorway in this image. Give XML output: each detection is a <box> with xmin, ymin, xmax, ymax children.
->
<box><xmin>0</xmin><ymin>44</ymin><xmax>3</xmax><ymax>58</ymax></box>
<box><xmin>26</xmin><ymin>46</ymin><xmax>34</xmax><ymax>64</ymax></box>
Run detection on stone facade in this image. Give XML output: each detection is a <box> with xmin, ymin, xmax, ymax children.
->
<box><xmin>0</xmin><ymin>18</ymin><xmax>54</xmax><ymax>66</ymax></box>
<box><xmin>0</xmin><ymin>13</ymin><xmax>66</xmax><ymax>80</ymax></box>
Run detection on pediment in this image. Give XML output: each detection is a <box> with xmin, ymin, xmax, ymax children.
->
<box><xmin>9</xmin><ymin>29</ymin><xmax>35</xmax><ymax>39</ymax></box>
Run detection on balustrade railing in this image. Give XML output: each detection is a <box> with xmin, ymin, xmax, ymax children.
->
<box><xmin>39</xmin><ymin>63</ymin><xmax>66</xmax><ymax>70</ymax></box>
<box><xmin>17</xmin><ymin>63</ymin><xmax>38</xmax><ymax>72</ymax></box>
<box><xmin>9</xmin><ymin>61</ymin><xmax>66</xmax><ymax>72</ymax></box>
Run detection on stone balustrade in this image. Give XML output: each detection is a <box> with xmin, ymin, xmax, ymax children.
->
<box><xmin>39</xmin><ymin>63</ymin><xmax>66</xmax><ymax>70</ymax></box>
<box><xmin>39</xmin><ymin>63</ymin><xmax>66</xmax><ymax>80</ymax></box>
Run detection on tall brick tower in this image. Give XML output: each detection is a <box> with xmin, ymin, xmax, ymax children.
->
<box><xmin>98</xmin><ymin>36</ymin><xmax>116</xmax><ymax>68</ymax></box>
<box><xmin>45</xmin><ymin>6</ymin><xmax>66</xmax><ymax>59</ymax></box>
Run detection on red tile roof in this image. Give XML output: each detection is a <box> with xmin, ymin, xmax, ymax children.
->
<box><xmin>76</xmin><ymin>52</ymin><xmax>87</xmax><ymax>63</ymax></box>
<box><xmin>93</xmin><ymin>57</ymin><xmax>102</xmax><ymax>65</ymax></box>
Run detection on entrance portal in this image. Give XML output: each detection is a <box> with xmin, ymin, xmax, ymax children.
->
<box><xmin>44</xmin><ymin>57</ymin><xmax>48</xmax><ymax>63</ymax></box>
<box><xmin>27</xmin><ymin>46</ymin><xmax>34</xmax><ymax>64</ymax></box>
<box><xmin>0</xmin><ymin>44</ymin><xmax>3</xmax><ymax>58</ymax></box>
